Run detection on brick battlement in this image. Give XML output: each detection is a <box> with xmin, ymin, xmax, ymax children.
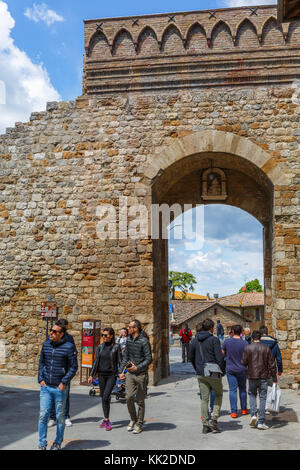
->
<box><xmin>83</xmin><ymin>5</ymin><xmax>300</xmax><ymax>94</ymax></box>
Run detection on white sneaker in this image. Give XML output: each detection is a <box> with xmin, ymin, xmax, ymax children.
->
<box><xmin>65</xmin><ymin>418</ymin><xmax>72</xmax><ymax>427</ymax></box>
<box><xmin>127</xmin><ymin>420</ymin><xmax>136</xmax><ymax>432</ymax></box>
<box><xmin>257</xmin><ymin>423</ymin><xmax>269</xmax><ymax>430</ymax></box>
<box><xmin>48</xmin><ymin>419</ymin><xmax>56</xmax><ymax>428</ymax></box>
<box><xmin>250</xmin><ymin>416</ymin><xmax>258</xmax><ymax>427</ymax></box>
<box><xmin>132</xmin><ymin>424</ymin><xmax>143</xmax><ymax>434</ymax></box>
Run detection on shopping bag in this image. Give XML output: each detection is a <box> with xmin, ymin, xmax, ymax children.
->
<box><xmin>266</xmin><ymin>383</ymin><xmax>281</xmax><ymax>412</ymax></box>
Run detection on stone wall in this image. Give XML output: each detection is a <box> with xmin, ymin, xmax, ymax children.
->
<box><xmin>0</xmin><ymin>5</ymin><xmax>299</xmax><ymax>387</ymax></box>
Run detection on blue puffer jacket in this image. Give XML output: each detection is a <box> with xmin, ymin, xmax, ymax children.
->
<box><xmin>260</xmin><ymin>335</ymin><xmax>283</xmax><ymax>373</ymax></box>
<box><xmin>38</xmin><ymin>334</ymin><xmax>78</xmax><ymax>387</ymax></box>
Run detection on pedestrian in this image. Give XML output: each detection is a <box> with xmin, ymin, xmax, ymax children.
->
<box><xmin>38</xmin><ymin>321</ymin><xmax>78</xmax><ymax>450</ymax></box>
<box><xmin>222</xmin><ymin>324</ymin><xmax>249</xmax><ymax>418</ymax></box>
<box><xmin>243</xmin><ymin>328</ymin><xmax>252</xmax><ymax>345</ymax></box>
<box><xmin>242</xmin><ymin>330</ymin><xmax>277</xmax><ymax>430</ymax></box>
<box><xmin>179</xmin><ymin>322</ymin><xmax>192</xmax><ymax>363</ymax></box>
<box><xmin>216</xmin><ymin>320</ymin><xmax>224</xmax><ymax>343</ymax></box>
<box><xmin>119</xmin><ymin>319</ymin><xmax>152</xmax><ymax>434</ymax></box>
<box><xmin>192</xmin><ymin>323</ymin><xmax>215</xmax><ymax>416</ymax></box>
<box><xmin>189</xmin><ymin>318</ymin><xmax>225</xmax><ymax>434</ymax></box>
<box><xmin>88</xmin><ymin>328</ymin><xmax>120</xmax><ymax>431</ymax></box>
<box><xmin>48</xmin><ymin>318</ymin><xmax>77</xmax><ymax>428</ymax></box>
<box><xmin>116</xmin><ymin>328</ymin><xmax>128</xmax><ymax>358</ymax></box>
<box><xmin>259</xmin><ymin>326</ymin><xmax>283</xmax><ymax>378</ymax></box>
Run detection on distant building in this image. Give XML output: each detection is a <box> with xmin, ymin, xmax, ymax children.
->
<box><xmin>171</xmin><ymin>292</ymin><xmax>264</xmax><ymax>335</ymax></box>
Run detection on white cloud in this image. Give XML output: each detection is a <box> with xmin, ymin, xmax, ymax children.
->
<box><xmin>0</xmin><ymin>1</ymin><xmax>60</xmax><ymax>134</ymax></box>
<box><xmin>221</xmin><ymin>0</ymin><xmax>273</xmax><ymax>6</ymax></box>
<box><xmin>24</xmin><ymin>3</ymin><xmax>64</xmax><ymax>26</ymax></box>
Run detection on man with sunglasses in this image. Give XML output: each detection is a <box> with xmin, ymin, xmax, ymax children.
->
<box><xmin>119</xmin><ymin>319</ymin><xmax>152</xmax><ymax>434</ymax></box>
<box><xmin>38</xmin><ymin>321</ymin><xmax>78</xmax><ymax>450</ymax></box>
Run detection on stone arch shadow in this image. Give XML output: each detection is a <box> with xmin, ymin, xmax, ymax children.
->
<box><xmin>139</xmin><ymin>130</ymin><xmax>292</xmax><ymax>384</ymax></box>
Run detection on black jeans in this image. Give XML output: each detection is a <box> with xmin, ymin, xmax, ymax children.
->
<box><xmin>99</xmin><ymin>374</ymin><xmax>116</xmax><ymax>419</ymax></box>
<box><xmin>50</xmin><ymin>384</ymin><xmax>70</xmax><ymax>420</ymax></box>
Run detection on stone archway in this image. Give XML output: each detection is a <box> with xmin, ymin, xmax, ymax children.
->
<box><xmin>140</xmin><ymin>130</ymin><xmax>292</xmax><ymax>385</ymax></box>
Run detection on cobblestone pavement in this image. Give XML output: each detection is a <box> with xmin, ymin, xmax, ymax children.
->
<box><xmin>0</xmin><ymin>348</ymin><xmax>299</xmax><ymax>450</ymax></box>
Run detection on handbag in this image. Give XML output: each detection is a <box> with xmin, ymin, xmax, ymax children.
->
<box><xmin>266</xmin><ymin>383</ymin><xmax>281</xmax><ymax>412</ymax></box>
<box><xmin>199</xmin><ymin>341</ymin><xmax>223</xmax><ymax>378</ymax></box>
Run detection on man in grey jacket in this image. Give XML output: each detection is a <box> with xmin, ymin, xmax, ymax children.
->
<box><xmin>119</xmin><ymin>319</ymin><xmax>152</xmax><ymax>434</ymax></box>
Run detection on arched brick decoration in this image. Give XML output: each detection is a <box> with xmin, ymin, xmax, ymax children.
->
<box><xmin>288</xmin><ymin>22</ymin><xmax>300</xmax><ymax>44</ymax></box>
<box><xmin>262</xmin><ymin>18</ymin><xmax>285</xmax><ymax>46</ymax></box>
<box><xmin>88</xmin><ymin>31</ymin><xmax>111</xmax><ymax>59</ymax></box>
<box><xmin>144</xmin><ymin>130</ymin><xmax>291</xmax><ymax>186</ymax></box>
<box><xmin>112</xmin><ymin>29</ymin><xmax>136</xmax><ymax>57</ymax></box>
<box><xmin>236</xmin><ymin>19</ymin><xmax>259</xmax><ymax>48</ymax></box>
<box><xmin>137</xmin><ymin>27</ymin><xmax>160</xmax><ymax>56</ymax></box>
<box><xmin>210</xmin><ymin>21</ymin><xmax>233</xmax><ymax>50</ymax></box>
<box><xmin>186</xmin><ymin>23</ymin><xmax>208</xmax><ymax>54</ymax></box>
<box><xmin>161</xmin><ymin>25</ymin><xmax>185</xmax><ymax>54</ymax></box>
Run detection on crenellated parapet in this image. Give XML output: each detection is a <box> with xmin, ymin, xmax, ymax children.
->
<box><xmin>83</xmin><ymin>5</ymin><xmax>300</xmax><ymax>94</ymax></box>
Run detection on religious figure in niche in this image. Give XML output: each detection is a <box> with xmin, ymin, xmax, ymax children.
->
<box><xmin>201</xmin><ymin>167</ymin><xmax>228</xmax><ymax>201</ymax></box>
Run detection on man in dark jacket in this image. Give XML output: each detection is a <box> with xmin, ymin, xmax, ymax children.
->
<box><xmin>38</xmin><ymin>322</ymin><xmax>78</xmax><ymax>450</ymax></box>
<box><xmin>189</xmin><ymin>318</ymin><xmax>225</xmax><ymax>434</ymax></box>
<box><xmin>242</xmin><ymin>330</ymin><xmax>277</xmax><ymax>430</ymax></box>
<box><xmin>48</xmin><ymin>319</ymin><xmax>77</xmax><ymax>428</ymax></box>
<box><xmin>119</xmin><ymin>319</ymin><xmax>152</xmax><ymax>434</ymax></box>
<box><xmin>259</xmin><ymin>326</ymin><xmax>283</xmax><ymax>378</ymax></box>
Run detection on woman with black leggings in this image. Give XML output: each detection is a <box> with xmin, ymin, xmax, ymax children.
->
<box><xmin>89</xmin><ymin>328</ymin><xmax>120</xmax><ymax>431</ymax></box>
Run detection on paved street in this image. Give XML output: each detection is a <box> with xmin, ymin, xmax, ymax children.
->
<box><xmin>0</xmin><ymin>347</ymin><xmax>299</xmax><ymax>450</ymax></box>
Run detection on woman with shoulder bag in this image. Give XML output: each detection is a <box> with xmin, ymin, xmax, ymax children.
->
<box><xmin>88</xmin><ymin>328</ymin><xmax>120</xmax><ymax>431</ymax></box>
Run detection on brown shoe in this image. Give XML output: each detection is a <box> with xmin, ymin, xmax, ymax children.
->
<box><xmin>202</xmin><ymin>425</ymin><xmax>213</xmax><ymax>434</ymax></box>
<box><xmin>209</xmin><ymin>419</ymin><xmax>221</xmax><ymax>433</ymax></box>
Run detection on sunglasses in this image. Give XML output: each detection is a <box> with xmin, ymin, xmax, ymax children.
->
<box><xmin>50</xmin><ymin>328</ymin><xmax>62</xmax><ymax>334</ymax></box>
<box><xmin>102</xmin><ymin>334</ymin><xmax>110</xmax><ymax>338</ymax></box>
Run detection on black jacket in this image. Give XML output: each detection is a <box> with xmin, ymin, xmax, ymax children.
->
<box><xmin>90</xmin><ymin>343</ymin><xmax>120</xmax><ymax>377</ymax></box>
<box><xmin>189</xmin><ymin>331</ymin><xmax>226</xmax><ymax>376</ymax></box>
<box><xmin>38</xmin><ymin>335</ymin><xmax>78</xmax><ymax>387</ymax></box>
<box><xmin>119</xmin><ymin>333</ymin><xmax>152</xmax><ymax>375</ymax></box>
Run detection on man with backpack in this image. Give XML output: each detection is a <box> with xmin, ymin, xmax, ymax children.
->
<box><xmin>179</xmin><ymin>322</ymin><xmax>192</xmax><ymax>363</ymax></box>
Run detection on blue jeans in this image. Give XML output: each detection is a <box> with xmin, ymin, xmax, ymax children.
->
<box><xmin>38</xmin><ymin>385</ymin><xmax>68</xmax><ymax>447</ymax></box>
<box><xmin>226</xmin><ymin>371</ymin><xmax>247</xmax><ymax>414</ymax></box>
<box><xmin>248</xmin><ymin>379</ymin><xmax>268</xmax><ymax>424</ymax></box>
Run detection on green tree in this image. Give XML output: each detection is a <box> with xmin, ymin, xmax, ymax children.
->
<box><xmin>239</xmin><ymin>278</ymin><xmax>263</xmax><ymax>293</ymax></box>
<box><xmin>168</xmin><ymin>271</ymin><xmax>197</xmax><ymax>300</ymax></box>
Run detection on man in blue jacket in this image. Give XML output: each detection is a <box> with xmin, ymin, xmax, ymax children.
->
<box><xmin>48</xmin><ymin>319</ymin><xmax>77</xmax><ymax>428</ymax></box>
<box><xmin>38</xmin><ymin>321</ymin><xmax>78</xmax><ymax>450</ymax></box>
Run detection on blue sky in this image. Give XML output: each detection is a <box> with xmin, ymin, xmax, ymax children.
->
<box><xmin>0</xmin><ymin>0</ymin><xmax>268</xmax><ymax>295</ymax></box>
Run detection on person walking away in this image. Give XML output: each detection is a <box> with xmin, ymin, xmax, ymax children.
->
<box><xmin>242</xmin><ymin>330</ymin><xmax>277</xmax><ymax>430</ymax></box>
<box><xmin>38</xmin><ymin>321</ymin><xmax>78</xmax><ymax>450</ymax></box>
<box><xmin>259</xmin><ymin>326</ymin><xmax>283</xmax><ymax>379</ymax></box>
<box><xmin>88</xmin><ymin>328</ymin><xmax>120</xmax><ymax>431</ymax></box>
<box><xmin>243</xmin><ymin>328</ymin><xmax>252</xmax><ymax>345</ymax></box>
<box><xmin>48</xmin><ymin>318</ymin><xmax>77</xmax><ymax>428</ymax></box>
<box><xmin>189</xmin><ymin>318</ymin><xmax>225</xmax><ymax>434</ymax></box>
<box><xmin>222</xmin><ymin>324</ymin><xmax>249</xmax><ymax>418</ymax></box>
<box><xmin>216</xmin><ymin>320</ymin><xmax>224</xmax><ymax>344</ymax></box>
<box><xmin>179</xmin><ymin>323</ymin><xmax>192</xmax><ymax>363</ymax></box>
<box><xmin>193</xmin><ymin>323</ymin><xmax>215</xmax><ymax>415</ymax></box>
<box><xmin>119</xmin><ymin>319</ymin><xmax>152</xmax><ymax>434</ymax></box>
